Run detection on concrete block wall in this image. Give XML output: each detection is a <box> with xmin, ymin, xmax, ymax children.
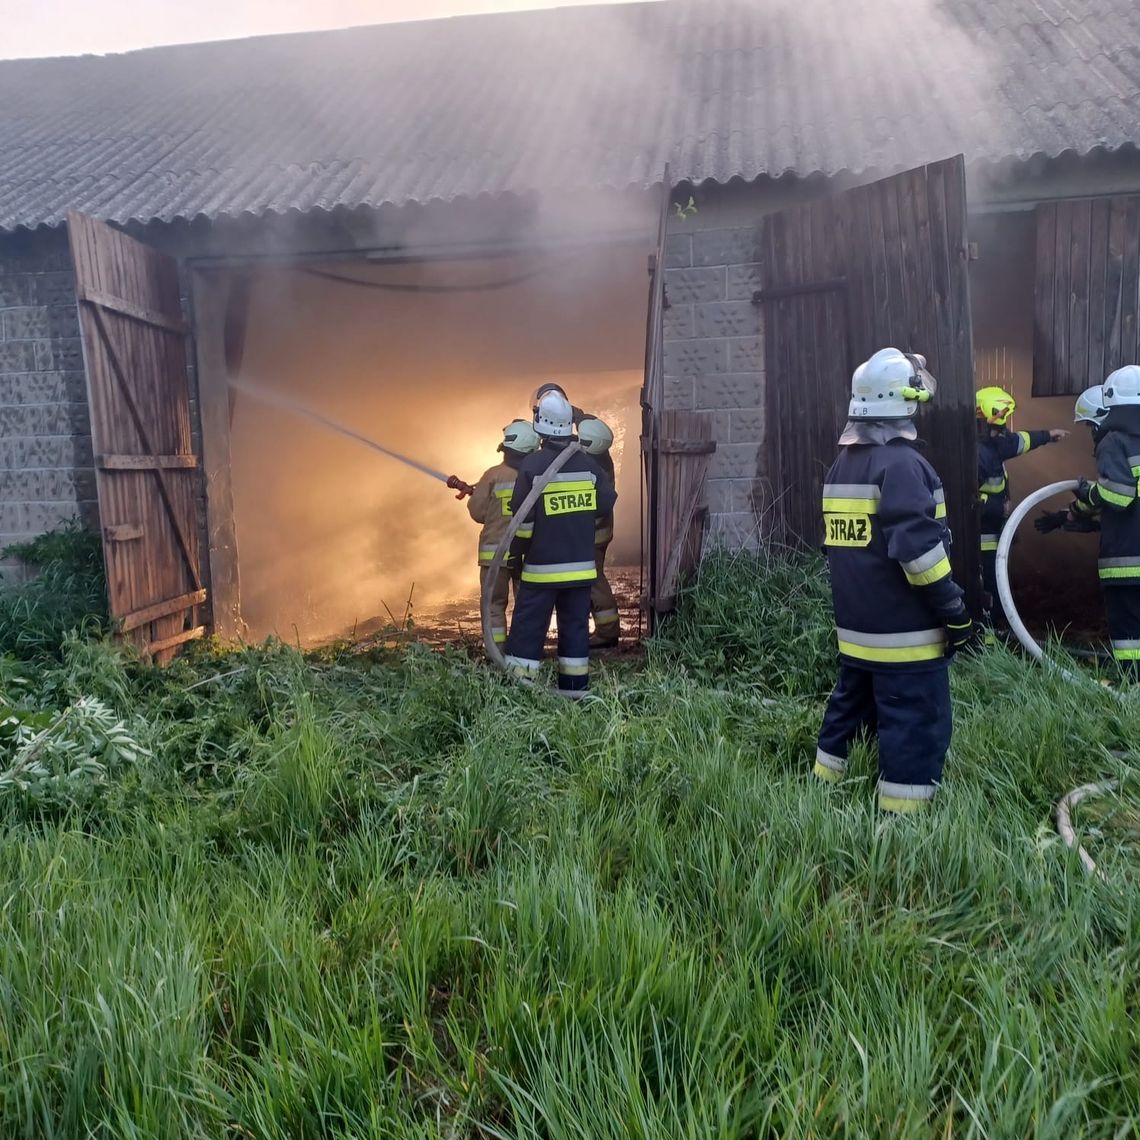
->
<box><xmin>662</xmin><ymin>224</ymin><xmax>767</xmax><ymax>551</ymax></box>
<box><xmin>0</xmin><ymin>230</ymin><xmax>95</xmax><ymax>573</ymax></box>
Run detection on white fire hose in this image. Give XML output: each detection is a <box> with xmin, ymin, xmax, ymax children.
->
<box><xmin>995</xmin><ymin>478</ymin><xmax>1125</xmax><ymax>877</ymax></box>
<box><xmin>480</xmin><ymin>442</ymin><xmax>591</xmax><ymax>699</ymax></box>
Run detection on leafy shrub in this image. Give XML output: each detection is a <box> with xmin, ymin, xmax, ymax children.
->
<box><xmin>0</xmin><ymin>524</ymin><xmax>107</xmax><ymax>659</ymax></box>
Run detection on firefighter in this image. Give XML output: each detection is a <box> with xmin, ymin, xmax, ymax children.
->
<box><xmin>815</xmin><ymin>347</ymin><xmax>979</xmax><ymax>813</ymax></box>
<box><xmin>976</xmin><ymin>386</ymin><xmax>1068</xmax><ymax>628</ymax></box>
<box><xmin>467</xmin><ymin>418</ymin><xmax>540</xmax><ymax>645</ymax></box>
<box><xmin>504</xmin><ymin>389</ymin><xmax>617</xmax><ymax>692</ymax></box>
<box><xmin>1066</xmin><ymin>367</ymin><xmax>1140</xmax><ymax>676</ymax></box>
<box><xmin>577</xmin><ymin>416</ymin><xmax>621</xmax><ymax>648</ymax></box>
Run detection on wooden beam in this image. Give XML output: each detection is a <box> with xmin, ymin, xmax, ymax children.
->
<box><xmin>104</xmin><ymin>524</ymin><xmax>144</xmax><ymax>542</ymax></box>
<box><xmin>98</xmin><ymin>453</ymin><xmax>199</xmax><ymax>470</ymax></box>
<box><xmin>79</xmin><ymin>287</ymin><xmax>189</xmax><ymax>335</ymax></box>
<box><xmin>191</xmin><ymin>269</ymin><xmax>244</xmax><ymax>642</ymax></box>
<box><xmin>658</xmin><ymin>440</ymin><xmax>717</xmax><ymax>455</ymax></box>
<box><xmin>752</xmin><ymin>278</ymin><xmax>847</xmax><ymax>303</ymax></box>
<box><xmin>120</xmin><ymin>588</ymin><xmax>208</xmax><ymax>633</ymax></box>
<box><xmin>144</xmin><ymin>626</ymin><xmax>206</xmax><ymax>656</ymax></box>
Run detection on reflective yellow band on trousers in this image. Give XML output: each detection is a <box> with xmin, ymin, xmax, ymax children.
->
<box><xmin>980</xmin><ymin>534</ymin><xmax>1000</xmax><ymax>552</ymax></box>
<box><xmin>558</xmin><ymin>656</ymin><xmax>590</xmax><ymax>676</ymax></box>
<box><xmin>1099</xmin><ymin>558</ymin><xmax>1140</xmax><ymax>580</ymax></box>
<box><xmin>1112</xmin><ymin>638</ymin><xmax>1140</xmax><ymax>661</ymax></box>
<box><xmin>878</xmin><ymin>779</ymin><xmax>936</xmax><ymax>812</ymax></box>
<box><xmin>522</xmin><ymin>560</ymin><xmax>597</xmax><ymax>584</ymax></box>
<box><xmin>980</xmin><ymin>477</ymin><xmax>1007</xmax><ymax>495</ymax></box>
<box><xmin>836</xmin><ymin>627</ymin><xmax>946</xmax><ymax>663</ymax></box>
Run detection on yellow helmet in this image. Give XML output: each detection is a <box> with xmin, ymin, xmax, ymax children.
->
<box><xmin>976</xmin><ymin>386</ymin><xmax>1016</xmax><ymax>426</ymax></box>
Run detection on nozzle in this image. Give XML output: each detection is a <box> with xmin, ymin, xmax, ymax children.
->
<box><xmin>447</xmin><ymin>474</ymin><xmax>476</xmax><ymax>500</ymax></box>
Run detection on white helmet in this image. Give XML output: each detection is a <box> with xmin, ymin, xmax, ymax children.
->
<box><xmin>1074</xmin><ymin>385</ymin><xmax>1108</xmax><ymax>426</ymax></box>
<box><xmin>1102</xmin><ymin>365</ymin><xmax>1140</xmax><ymax>408</ymax></box>
<box><xmin>500</xmin><ymin>419</ymin><xmax>540</xmax><ymax>455</ymax></box>
<box><xmin>849</xmin><ymin>348</ymin><xmax>937</xmax><ymax>421</ymax></box>
<box><xmin>534</xmin><ymin>390</ymin><xmax>573</xmax><ymax>438</ymax></box>
<box><xmin>577</xmin><ymin>417</ymin><xmax>614</xmax><ymax>455</ymax></box>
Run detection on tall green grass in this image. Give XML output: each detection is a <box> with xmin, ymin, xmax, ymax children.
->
<box><xmin>0</xmin><ymin>545</ymin><xmax>1138</xmax><ymax>1136</ymax></box>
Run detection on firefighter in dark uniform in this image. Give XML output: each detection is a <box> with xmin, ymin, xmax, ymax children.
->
<box><xmin>1066</xmin><ymin>367</ymin><xmax>1140</xmax><ymax>676</ymax></box>
<box><xmin>577</xmin><ymin>417</ymin><xmax>621</xmax><ymax>648</ymax></box>
<box><xmin>975</xmin><ymin>386</ymin><xmax>1068</xmax><ymax>628</ymax></box>
<box><xmin>815</xmin><ymin>348</ymin><xmax>979</xmax><ymax>813</ymax></box>
<box><xmin>504</xmin><ymin>389</ymin><xmax>617</xmax><ymax>692</ymax></box>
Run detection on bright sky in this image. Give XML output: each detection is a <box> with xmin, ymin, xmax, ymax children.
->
<box><xmin>3</xmin><ymin>0</ymin><xmax>647</xmax><ymax>60</ymax></box>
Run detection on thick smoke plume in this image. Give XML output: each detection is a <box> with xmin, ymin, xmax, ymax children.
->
<box><xmin>230</xmin><ymin>247</ymin><xmax>646</xmax><ymax>644</ymax></box>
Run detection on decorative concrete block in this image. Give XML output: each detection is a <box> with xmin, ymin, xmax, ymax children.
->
<box><xmin>695</xmin><ymin>301</ymin><xmax>759</xmax><ymax>340</ymax></box>
<box><xmin>730</xmin><ymin>408</ymin><xmax>765</xmax><ymax>443</ymax></box>
<box><xmin>728</xmin><ymin>336</ymin><xmax>764</xmax><ymax>372</ymax></box>
<box><xmin>3</xmin><ymin>306</ymin><xmax>52</xmax><ymax>340</ymax></box>
<box><xmin>664</xmin><ymin>338</ymin><xmax>728</xmax><ymax>377</ymax></box>
<box><xmin>34</xmin><ymin>273</ymin><xmax>77</xmax><ymax>308</ymax></box>
<box><xmin>727</xmin><ymin>263</ymin><xmax>766</xmax><ymax>300</ymax></box>
<box><xmin>693</xmin><ymin>228</ymin><xmax>765</xmax><ymax>268</ymax></box>
<box><xmin>705</xmin><ymin>511</ymin><xmax>762</xmax><ymax>552</ymax></box>
<box><xmin>663</xmin><ymin>375</ymin><xmax>695</xmax><ymax>410</ymax></box>
<box><xmin>34</xmin><ymin>337</ymin><xmax>84</xmax><ymax>372</ymax></box>
<box><xmin>664</xmin><ymin>266</ymin><xmax>726</xmax><ymax>305</ymax></box>
<box><xmin>663</xmin><ymin>303</ymin><xmax>695</xmax><ymax>340</ymax></box>
<box><xmin>0</xmin><ymin>341</ymin><xmax>38</xmax><ymax>373</ymax></box>
<box><xmin>664</xmin><ymin>233</ymin><xmax>692</xmax><ymax>269</ymax></box>
<box><xmin>707</xmin><ymin>442</ymin><xmax>762</xmax><ymax>480</ymax></box>
<box><xmin>694</xmin><ymin>372</ymin><xmax>762</xmax><ymax>410</ymax></box>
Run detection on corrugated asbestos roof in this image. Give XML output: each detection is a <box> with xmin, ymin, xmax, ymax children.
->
<box><xmin>1</xmin><ymin>0</ymin><xmax>1138</xmax><ymax>231</ymax></box>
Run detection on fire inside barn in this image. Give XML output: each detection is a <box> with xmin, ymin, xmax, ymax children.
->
<box><xmin>1</xmin><ymin>0</ymin><xmax>1139</xmax><ymax>656</ymax></box>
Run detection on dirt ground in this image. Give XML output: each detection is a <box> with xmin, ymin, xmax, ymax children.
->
<box><xmin>345</xmin><ymin>564</ymin><xmax>647</xmax><ymax>658</ymax></box>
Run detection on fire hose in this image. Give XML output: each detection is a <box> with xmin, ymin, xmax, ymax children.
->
<box><xmin>995</xmin><ymin>479</ymin><xmax>1128</xmax><ymax>878</ymax></box>
<box><xmin>480</xmin><ymin>442</ymin><xmax>590</xmax><ymax>699</ymax></box>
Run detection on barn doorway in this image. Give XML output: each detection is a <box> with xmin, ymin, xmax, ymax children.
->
<box><xmin>223</xmin><ymin>245</ymin><xmax>649</xmax><ymax>646</ymax></box>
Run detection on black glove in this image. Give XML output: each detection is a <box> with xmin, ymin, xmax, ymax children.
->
<box><xmin>1065</xmin><ymin>512</ymin><xmax>1100</xmax><ymax>534</ymax></box>
<box><xmin>1074</xmin><ymin>477</ymin><xmax>1094</xmax><ymax>505</ymax></box>
<box><xmin>945</xmin><ymin>614</ymin><xmax>981</xmax><ymax>658</ymax></box>
<box><xmin>1035</xmin><ymin>510</ymin><xmax>1068</xmax><ymax>534</ymax></box>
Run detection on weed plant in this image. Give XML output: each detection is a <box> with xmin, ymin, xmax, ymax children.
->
<box><xmin>0</xmin><ymin>545</ymin><xmax>1137</xmax><ymax>1136</ymax></box>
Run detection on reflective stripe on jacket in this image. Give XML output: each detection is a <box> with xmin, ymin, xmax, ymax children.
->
<box><xmin>1081</xmin><ymin>429</ymin><xmax>1140</xmax><ymax>583</ymax></box>
<box><xmin>823</xmin><ymin>439</ymin><xmax>965</xmax><ymax>670</ymax></box>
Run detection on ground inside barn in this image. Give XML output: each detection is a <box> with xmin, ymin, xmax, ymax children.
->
<box><xmin>342</xmin><ymin>565</ymin><xmax>646</xmax><ymax>654</ymax></box>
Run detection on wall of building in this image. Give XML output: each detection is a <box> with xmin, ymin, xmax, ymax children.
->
<box><xmin>0</xmin><ymin>228</ymin><xmax>95</xmax><ymax>574</ymax></box>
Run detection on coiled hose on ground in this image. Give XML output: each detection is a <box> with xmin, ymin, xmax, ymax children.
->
<box><xmin>995</xmin><ymin>479</ymin><xmax>1122</xmax><ymax>878</ymax></box>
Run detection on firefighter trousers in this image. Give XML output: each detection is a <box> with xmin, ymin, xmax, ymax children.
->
<box><xmin>479</xmin><ymin>565</ymin><xmax>517</xmax><ymax>645</ymax></box>
<box><xmin>980</xmin><ymin>546</ymin><xmax>1010</xmax><ymax>629</ymax></box>
<box><xmin>505</xmin><ymin>583</ymin><xmax>592</xmax><ymax>691</ymax></box>
<box><xmin>815</xmin><ymin>663</ymin><xmax>952</xmax><ymax>812</ymax></box>
<box><xmin>1104</xmin><ymin>585</ymin><xmax>1140</xmax><ymax>679</ymax></box>
<box><xmin>590</xmin><ymin>540</ymin><xmax>620</xmax><ymax>644</ymax></box>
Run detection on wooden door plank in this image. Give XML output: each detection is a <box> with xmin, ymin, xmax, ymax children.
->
<box><xmin>1105</xmin><ymin>197</ymin><xmax>1128</xmax><ymax>374</ymax></box>
<box><xmin>98</xmin><ymin>454</ymin><xmax>199</xmax><ymax>470</ymax></box>
<box><xmin>1087</xmin><ymin>199</ymin><xmax>1110</xmax><ymax>389</ymax></box>
<box><xmin>1121</xmin><ymin>197</ymin><xmax>1140</xmax><ymax>365</ymax></box>
<box><xmin>1052</xmin><ymin>202</ymin><xmax>1073</xmax><ymax>397</ymax></box>
<box><xmin>1032</xmin><ymin>203</ymin><xmax>1058</xmax><ymax>396</ymax></box>
<box><xmin>120</xmin><ymin>588</ymin><xmax>209</xmax><ymax>632</ymax></box>
<box><xmin>1068</xmin><ymin>198</ymin><xmax>1092</xmax><ymax>395</ymax></box>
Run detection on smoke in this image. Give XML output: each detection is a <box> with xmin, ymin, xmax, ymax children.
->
<box><xmin>230</xmin><ymin>247</ymin><xmax>646</xmax><ymax>645</ymax></box>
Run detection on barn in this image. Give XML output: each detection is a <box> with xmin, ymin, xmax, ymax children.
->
<box><xmin>1</xmin><ymin>0</ymin><xmax>1138</xmax><ymax>651</ymax></box>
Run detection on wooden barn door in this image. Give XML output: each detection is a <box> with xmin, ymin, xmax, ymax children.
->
<box><xmin>68</xmin><ymin>211</ymin><xmax>207</xmax><ymax>661</ymax></box>
<box><xmin>759</xmin><ymin>156</ymin><xmax>981</xmax><ymax>614</ymax></box>
<box><xmin>641</xmin><ymin>170</ymin><xmax>717</xmax><ymax>628</ymax></box>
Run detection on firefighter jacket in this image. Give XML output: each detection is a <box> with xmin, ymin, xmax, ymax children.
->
<box><xmin>823</xmin><ymin>439</ymin><xmax>966</xmax><ymax>669</ymax></box>
<box><xmin>510</xmin><ymin>441</ymin><xmax>617</xmax><ymax>586</ymax></box>
<box><xmin>467</xmin><ymin>452</ymin><xmax>525</xmax><ymax>566</ymax></box>
<box><xmin>978</xmin><ymin>428</ymin><xmax>1053</xmax><ymax>549</ymax></box>
<box><xmin>1072</xmin><ymin>425</ymin><xmax>1140</xmax><ymax>585</ymax></box>
<box><xmin>594</xmin><ymin>447</ymin><xmax>616</xmax><ymax>546</ymax></box>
